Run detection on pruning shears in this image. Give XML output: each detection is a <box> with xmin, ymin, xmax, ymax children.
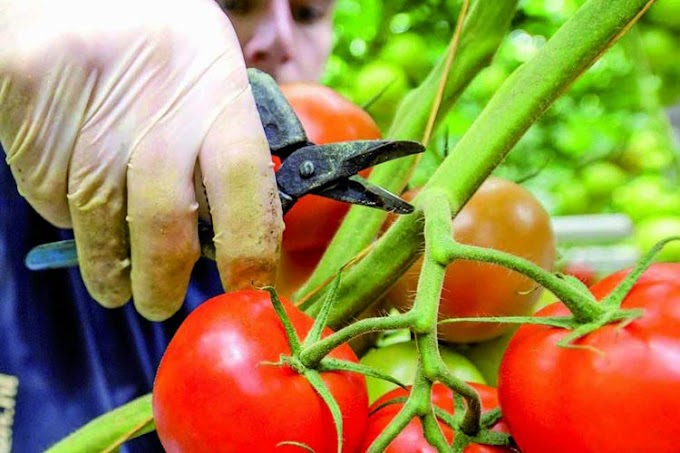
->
<box><xmin>24</xmin><ymin>69</ymin><xmax>424</xmax><ymax>270</ymax></box>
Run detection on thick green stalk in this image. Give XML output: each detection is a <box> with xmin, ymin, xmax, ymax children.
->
<box><xmin>46</xmin><ymin>394</ymin><xmax>154</xmax><ymax>453</ymax></box>
<box><xmin>295</xmin><ymin>0</ymin><xmax>519</xmax><ymax>303</ymax></box>
<box><xmin>304</xmin><ymin>0</ymin><xmax>654</xmax><ymax>327</ymax></box>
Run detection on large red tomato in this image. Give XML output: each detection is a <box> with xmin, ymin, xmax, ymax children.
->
<box><xmin>360</xmin><ymin>382</ymin><xmax>512</xmax><ymax>452</ymax></box>
<box><xmin>153</xmin><ymin>290</ymin><xmax>369</xmax><ymax>452</ymax></box>
<box><xmin>498</xmin><ymin>263</ymin><xmax>680</xmax><ymax>453</ymax></box>
<box><xmin>279</xmin><ymin>83</ymin><xmax>381</xmax><ymax>253</ymax></box>
<box><xmin>385</xmin><ymin>177</ymin><xmax>556</xmax><ymax>343</ymax></box>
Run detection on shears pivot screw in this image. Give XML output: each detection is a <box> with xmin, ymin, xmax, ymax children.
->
<box><xmin>299</xmin><ymin>160</ymin><xmax>315</xmax><ymax>178</ymax></box>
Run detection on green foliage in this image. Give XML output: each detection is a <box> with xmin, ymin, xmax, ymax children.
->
<box><xmin>326</xmin><ymin>0</ymin><xmax>680</xmax><ymax>262</ymax></box>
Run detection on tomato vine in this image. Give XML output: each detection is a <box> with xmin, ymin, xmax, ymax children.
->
<box><xmin>45</xmin><ymin>1</ymin><xmax>660</xmax><ymax>451</ymax></box>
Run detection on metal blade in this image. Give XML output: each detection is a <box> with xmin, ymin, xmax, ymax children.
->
<box><xmin>316</xmin><ymin>175</ymin><xmax>414</xmax><ymax>214</ymax></box>
<box><xmin>340</xmin><ymin>140</ymin><xmax>425</xmax><ymax>173</ymax></box>
<box><xmin>275</xmin><ymin>140</ymin><xmax>424</xmax><ymax>199</ymax></box>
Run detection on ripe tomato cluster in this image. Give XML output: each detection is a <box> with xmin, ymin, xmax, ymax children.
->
<box><xmin>152</xmin><ymin>290</ymin><xmax>512</xmax><ymax>452</ymax></box>
<box><xmin>152</xmin><ymin>84</ymin><xmax>680</xmax><ymax>452</ymax></box>
<box><xmin>153</xmin><ymin>264</ymin><xmax>680</xmax><ymax>452</ymax></box>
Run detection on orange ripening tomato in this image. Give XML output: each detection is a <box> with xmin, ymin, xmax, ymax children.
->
<box><xmin>384</xmin><ymin>177</ymin><xmax>556</xmax><ymax>343</ymax></box>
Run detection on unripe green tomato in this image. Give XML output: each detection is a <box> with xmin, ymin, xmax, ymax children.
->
<box><xmin>552</xmin><ymin>179</ymin><xmax>590</xmax><ymax>215</ymax></box>
<box><xmin>579</xmin><ymin>161</ymin><xmax>628</xmax><ymax>200</ymax></box>
<box><xmin>457</xmin><ymin>331</ymin><xmax>515</xmax><ymax>386</ymax></box>
<box><xmin>611</xmin><ymin>175</ymin><xmax>680</xmax><ymax>222</ymax></box>
<box><xmin>352</xmin><ymin>60</ymin><xmax>410</xmax><ymax>125</ymax></box>
<box><xmin>640</xmin><ymin>26</ymin><xmax>678</xmax><ymax>73</ymax></box>
<box><xmin>379</xmin><ymin>32</ymin><xmax>431</xmax><ymax>83</ymax></box>
<box><xmin>359</xmin><ymin>340</ymin><xmax>485</xmax><ymax>403</ymax></box>
<box><xmin>619</xmin><ymin>129</ymin><xmax>674</xmax><ymax>172</ymax></box>
<box><xmin>466</xmin><ymin>64</ymin><xmax>509</xmax><ymax>100</ymax></box>
<box><xmin>635</xmin><ymin>216</ymin><xmax>680</xmax><ymax>262</ymax></box>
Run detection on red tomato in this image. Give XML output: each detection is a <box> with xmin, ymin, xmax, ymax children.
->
<box><xmin>562</xmin><ymin>261</ymin><xmax>599</xmax><ymax>287</ymax></box>
<box><xmin>498</xmin><ymin>263</ymin><xmax>680</xmax><ymax>453</ymax></box>
<box><xmin>153</xmin><ymin>290</ymin><xmax>369</xmax><ymax>452</ymax></box>
<box><xmin>360</xmin><ymin>382</ymin><xmax>512</xmax><ymax>452</ymax></box>
<box><xmin>278</xmin><ymin>83</ymin><xmax>381</xmax><ymax>253</ymax></box>
<box><xmin>385</xmin><ymin>177</ymin><xmax>556</xmax><ymax>343</ymax></box>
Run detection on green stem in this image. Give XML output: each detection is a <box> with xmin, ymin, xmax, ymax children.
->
<box><xmin>440</xmin><ymin>241</ymin><xmax>603</xmax><ymax>323</ymax></box>
<box><xmin>436</xmin><ymin>366</ymin><xmax>481</xmax><ymax>437</ymax></box>
<box><xmin>410</xmin><ymin>190</ymin><xmax>454</xmax><ymax>333</ymax></box>
<box><xmin>46</xmin><ymin>394</ymin><xmax>155</xmax><ymax>453</ymax></box>
<box><xmin>365</xmin><ymin>386</ymin><xmax>423</xmax><ymax>453</ymax></box>
<box><xmin>303</xmin><ymin>369</ymin><xmax>344</xmax><ymax>453</ymax></box>
<box><xmin>299</xmin><ymin>0</ymin><xmax>653</xmax><ymax>328</ymax></box>
<box><xmin>295</xmin><ymin>1</ymin><xmax>519</xmax><ymax>305</ymax></box>
<box><xmin>417</xmin><ymin>326</ymin><xmax>482</xmax><ymax>437</ymax></box>
<box><xmin>299</xmin><ymin>312</ymin><xmax>414</xmax><ymax>367</ymax></box>
<box><xmin>421</xmin><ymin>410</ymin><xmax>452</xmax><ymax>451</ymax></box>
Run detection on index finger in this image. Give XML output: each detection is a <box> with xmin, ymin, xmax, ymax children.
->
<box><xmin>199</xmin><ymin>76</ymin><xmax>284</xmax><ymax>292</ymax></box>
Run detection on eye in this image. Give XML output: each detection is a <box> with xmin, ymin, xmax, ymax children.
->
<box><xmin>217</xmin><ymin>0</ymin><xmax>251</xmax><ymax>14</ymax></box>
<box><xmin>291</xmin><ymin>3</ymin><xmax>327</xmax><ymax>24</ymax></box>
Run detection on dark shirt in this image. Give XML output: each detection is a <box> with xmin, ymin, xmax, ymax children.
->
<box><xmin>0</xmin><ymin>154</ymin><xmax>224</xmax><ymax>452</ymax></box>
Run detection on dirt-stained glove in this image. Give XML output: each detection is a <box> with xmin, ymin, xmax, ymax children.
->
<box><xmin>0</xmin><ymin>0</ymin><xmax>284</xmax><ymax>320</ymax></box>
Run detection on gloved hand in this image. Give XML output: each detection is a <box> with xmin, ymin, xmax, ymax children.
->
<box><xmin>0</xmin><ymin>0</ymin><xmax>283</xmax><ymax>320</ymax></box>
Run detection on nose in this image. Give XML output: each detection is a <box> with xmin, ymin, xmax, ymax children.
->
<box><xmin>243</xmin><ymin>0</ymin><xmax>295</xmax><ymax>76</ymax></box>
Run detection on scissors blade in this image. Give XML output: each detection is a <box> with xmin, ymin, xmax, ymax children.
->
<box><xmin>275</xmin><ymin>140</ymin><xmax>424</xmax><ymax>199</ymax></box>
<box><xmin>339</xmin><ymin>140</ymin><xmax>425</xmax><ymax>174</ymax></box>
<box><xmin>317</xmin><ymin>175</ymin><xmax>414</xmax><ymax>214</ymax></box>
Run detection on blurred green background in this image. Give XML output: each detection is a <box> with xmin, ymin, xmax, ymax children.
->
<box><xmin>322</xmin><ymin>0</ymin><xmax>680</xmax><ymax>267</ymax></box>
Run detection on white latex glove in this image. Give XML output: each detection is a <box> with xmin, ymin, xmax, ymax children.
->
<box><xmin>0</xmin><ymin>0</ymin><xmax>284</xmax><ymax>320</ymax></box>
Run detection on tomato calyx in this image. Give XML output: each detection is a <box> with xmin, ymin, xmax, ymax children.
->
<box><xmin>263</xmin><ymin>286</ymin><xmax>354</xmax><ymax>453</ymax></box>
<box><xmin>365</xmin><ymin>381</ymin><xmax>515</xmax><ymax>453</ymax></box>
<box><xmin>446</xmin><ymin>404</ymin><xmax>513</xmax><ymax>453</ymax></box>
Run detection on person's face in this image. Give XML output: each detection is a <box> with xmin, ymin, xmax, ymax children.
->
<box><xmin>216</xmin><ymin>0</ymin><xmax>335</xmax><ymax>83</ymax></box>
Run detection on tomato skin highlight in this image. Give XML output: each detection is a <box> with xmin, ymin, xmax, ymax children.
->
<box><xmin>386</xmin><ymin>177</ymin><xmax>556</xmax><ymax>343</ymax></box>
<box><xmin>360</xmin><ymin>382</ymin><xmax>512</xmax><ymax>452</ymax></box>
<box><xmin>152</xmin><ymin>290</ymin><xmax>369</xmax><ymax>452</ymax></box>
<box><xmin>498</xmin><ymin>263</ymin><xmax>680</xmax><ymax>453</ymax></box>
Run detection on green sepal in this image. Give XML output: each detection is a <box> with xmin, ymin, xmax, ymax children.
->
<box><xmin>602</xmin><ymin>236</ymin><xmax>680</xmax><ymax>309</ymax></box>
<box><xmin>319</xmin><ymin>357</ymin><xmax>407</xmax><ymax>392</ymax></box>
<box><xmin>277</xmin><ymin>441</ymin><xmax>315</xmax><ymax>452</ymax></box>
<box><xmin>264</xmin><ymin>286</ymin><xmax>302</xmax><ymax>355</ymax></box>
<box><xmin>303</xmin><ymin>369</ymin><xmax>344</xmax><ymax>453</ymax></box>
<box><xmin>438</xmin><ymin>314</ymin><xmax>577</xmax><ymax>329</ymax></box>
<box><xmin>304</xmin><ymin>267</ymin><xmax>345</xmax><ymax>348</ymax></box>
<box><xmin>367</xmin><ymin>395</ymin><xmax>409</xmax><ymax>416</ymax></box>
